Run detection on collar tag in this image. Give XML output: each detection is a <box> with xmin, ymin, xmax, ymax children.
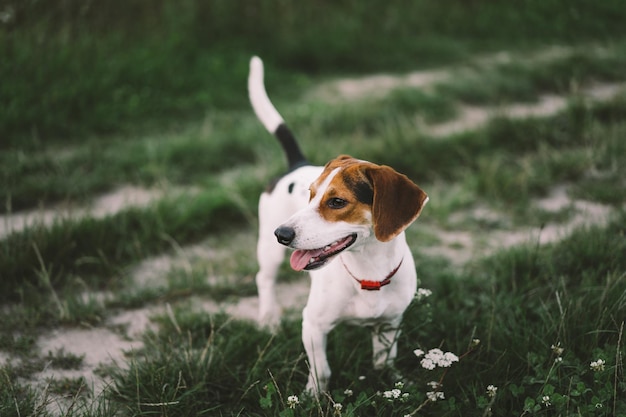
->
<box><xmin>359</xmin><ymin>279</ymin><xmax>391</xmax><ymax>291</ymax></box>
<box><xmin>341</xmin><ymin>257</ymin><xmax>403</xmax><ymax>291</ymax></box>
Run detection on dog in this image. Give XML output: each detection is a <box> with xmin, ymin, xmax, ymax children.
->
<box><xmin>248</xmin><ymin>56</ymin><xmax>429</xmax><ymax>394</ymax></box>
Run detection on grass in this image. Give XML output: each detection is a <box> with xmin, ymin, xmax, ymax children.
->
<box><xmin>3</xmin><ymin>0</ymin><xmax>626</xmax><ymax>145</ymax></box>
<box><xmin>0</xmin><ymin>187</ymin><xmax>256</xmax><ymax>302</ymax></box>
<box><xmin>1</xmin><ymin>2</ymin><xmax>626</xmax><ymax>416</ymax></box>
<box><xmin>0</xmin><ymin>119</ymin><xmax>257</xmax><ymax>213</ymax></box>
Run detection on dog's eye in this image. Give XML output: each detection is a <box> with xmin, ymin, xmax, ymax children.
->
<box><xmin>327</xmin><ymin>197</ymin><xmax>347</xmax><ymax>209</ymax></box>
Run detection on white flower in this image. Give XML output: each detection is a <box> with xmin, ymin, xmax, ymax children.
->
<box><xmin>415</xmin><ymin>288</ymin><xmax>432</xmax><ymax>301</ymax></box>
<box><xmin>439</xmin><ymin>351</ymin><xmax>459</xmax><ymax>367</ymax></box>
<box><xmin>333</xmin><ymin>402</ymin><xmax>343</xmax><ymax>414</ymax></box>
<box><xmin>427</xmin><ymin>381</ymin><xmax>441</xmax><ymax>389</ymax></box>
<box><xmin>383</xmin><ymin>389</ymin><xmax>402</xmax><ymax>400</ymax></box>
<box><xmin>590</xmin><ymin>358</ymin><xmax>605</xmax><ymax>372</ymax></box>
<box><xmin>287</xmin><ymin>395</ymin><xmax>299</xmax><ymax>408</ymax></box>
<box><xmin>358</xmin><ymin>375</ymin><xmax>366</xmax><ymax>381</ymax></box>
<box><xmin>426</xmin><ymin>391</ymin><xmax>445</xmax><ymax>402</ymax></box>
<box><xmin>343</xmin><ymin>388</ymin><xmax>353</xmax><ymax>397</ymax></box>
<box><xmin>542</xmin><ymin>395</ymin><xmax>551</xmax><ymax>407</ymax></box>
<box><xmin>420</xmin><ymin>357</ymin><xmax>436</xmax><ymax>370</ymax></box>
<box><xmin>554</xmin><ymin>356</ymin><xmax>563</xmax><ymax>363</ymax></box>
<box><xmin>394</xmin><ymin>381</ymin><xmax>404</xmax><ymax>389</ymax></box>
<box><xmin>420</xmin><ymin>348</ymin><xmax>459</xmax><ymax>369</ymax></box>
<box><xmin>551</xmin><ymin>343</ymin><xmax>564</xmax><ymax>356</ymax></box>
<box><xmin>413</xmin><ymin>348</ymin><xmax>425</xmax><ymax>357</ymax></box>
<box><xmin>471</xmin><ymin>338</ymin><xmax>481</xmax><ymax>348</ymax></box>
<box><xmin>486</xmin><ymin>385</ymin><xmax>498</xmax><ymax>398</ymax></box>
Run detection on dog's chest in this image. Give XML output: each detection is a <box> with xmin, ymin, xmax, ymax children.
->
<box><xmin>340</xmin><ymin>291</ymin><xmax>408</xmax><ymax>325</ymax></box>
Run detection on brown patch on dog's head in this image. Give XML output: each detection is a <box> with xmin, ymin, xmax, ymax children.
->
<box><xmin>310</xmin><ymin>155</ymin><xmax>374</xmax><ymax>226</ymax></box>
<box><xmin>310</xmin><ymin>155</ymin><xmax>428</xmax><ymax>241</ymax></box>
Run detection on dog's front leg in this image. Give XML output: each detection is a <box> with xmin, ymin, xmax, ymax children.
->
<box><xmin>301</xmin><ymin>312</ymin><xmax>332</xmax><ymax>395</ymax></box>
<box><xmin>371</xmin><ymin>321</ymin><xmax>402</xmax><ymax>370</ymax></box>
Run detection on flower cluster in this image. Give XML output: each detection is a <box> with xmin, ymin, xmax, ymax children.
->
<box><xmin>486</xmin><ymin>384</ymin><xmax>498</xmax><ymax>398</ymax></box>
<box><xmin>414</xmin><ymin>348</ymin><xmax>459</xmax><ymax>370</ymax></box>
<box><xmin>551</xmin><ymin>342</ymin><xmax>564</xmax><ymax>363</ymax></box>
<box><xmin>426</xmin><ymin>390</ymin><xmax>445</xmax><ymax>402</ymax></box>
<box><xmin>590</xmin><ymin>358</ymin><xmax>606</xmax><ymax>372</ymax></box>
<box><xmin>381</xmin><ymin>381</ymin><xmax>410</xmax><ymax>402</ymax></box>
<box><xmin>551</xmin><ymin>343</ymin><xmax>564</xmax><ymax>356</ymax></box>
<box><xmin>286</xmin><ymin>395</ymin><xmax>300</xmax><ymax>409</ymax></box>
<box><xmin>383</xmin><ymin>388</ymin><xmax>402</xmax><ymax>400</ymax></box>
<box><xmin>425</xmin><ymin>380</ymin><xmax>445</xmax><ymax>402</ymax></box>
<box><xmin>415</xmin><ymin>288</ymin><xmax>433</xmax><ymax>301</ymax></box>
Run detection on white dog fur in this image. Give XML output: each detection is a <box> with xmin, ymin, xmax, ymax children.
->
<box><xmin>249</xmin><ymin>56</ymin><xmax>428</xmax><ymax>394</ymax></box>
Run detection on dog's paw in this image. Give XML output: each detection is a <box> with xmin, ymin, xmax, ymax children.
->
<box><xmin>304</xmin><ymin>378</ymin><xmax>328</xmax><ymax>398</ymax></box>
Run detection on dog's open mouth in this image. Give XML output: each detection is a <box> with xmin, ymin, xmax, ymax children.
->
<box><xmin>289</xmin><ymin>234</ymin><xmax>357</xmax><ymax>271</ymax></box>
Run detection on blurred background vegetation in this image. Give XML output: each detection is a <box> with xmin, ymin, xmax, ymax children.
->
<box><xmin>2</xmin><ymin>0</ymin><xmax>626</xmax><ymax>147</ymax></box>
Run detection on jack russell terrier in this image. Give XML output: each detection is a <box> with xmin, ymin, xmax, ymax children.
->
<box><xmin>248</xmin><ymin>56</ymin><xmax>428</xmax><ymax>394</ymax></box>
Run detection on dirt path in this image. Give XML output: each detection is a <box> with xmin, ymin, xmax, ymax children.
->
<box><xmin>420</xmin><ymin>184</ymin><xmax>614</xmax><ymax>266</ymax></box>
<box><xmin>0</xmin><ymin>186</ymin><xmax>164</xmax><ymax>239</ymax></box>
<box><xmin>425</xmin><ymin>82</ymin><xmax>625</xmax><ymax>137</ymax></box>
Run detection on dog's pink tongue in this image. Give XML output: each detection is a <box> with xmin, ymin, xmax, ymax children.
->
<box><xmin>290</xmin><ymin>248</ymin><xmax>324</xmax><ymax>271</ymax></box>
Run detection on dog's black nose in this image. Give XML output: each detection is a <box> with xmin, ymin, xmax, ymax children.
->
<box><xmin>274</xmin><ymin>226</ymin><xmax>296</xmax><ymax>246</ymax></box>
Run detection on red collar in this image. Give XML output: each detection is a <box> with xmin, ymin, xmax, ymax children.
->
<box><xmin>340</xmin><ymin>256</ymin><xmax>403</xmax><ymax>291</ymax></box>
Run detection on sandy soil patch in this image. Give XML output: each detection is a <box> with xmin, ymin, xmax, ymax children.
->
<box><xmin>425</xmin><ymin>82</ymin><xmax>626</xmax><ymax>137</ymax></box>
<box><xmin>312</xmin><ymin>70</ymin><xmax>447</xmax><ymax>102</ymax></box>
<box><xmin>0</xmin><ymin>186</ymin><xmax>164</xmax><ymax>239</ymax></box>
<box><xmin>35</xmin><ymin>327</ymin><xmax>143</xmax><ymax>395</ymax></box>
<box><xmin>308</xmin><ymin>45</ymin><xmax>592</xmax><ymax>103</ymax></box>
<box><xmin>420</xmin><ymin>184</ymin><xmax>615</xmax><ymax>266</ymax></box>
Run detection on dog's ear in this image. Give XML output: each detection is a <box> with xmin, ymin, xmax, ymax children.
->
<box><xmin>365</xmin><ymin>165</ymin><xmax>428</xmax><ymax>242</ymax></box>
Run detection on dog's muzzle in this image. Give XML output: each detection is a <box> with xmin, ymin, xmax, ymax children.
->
<box><xmin>274</xmin><ymin>225</ymin><xmax>358</xmax><ymax>271</ymax></box>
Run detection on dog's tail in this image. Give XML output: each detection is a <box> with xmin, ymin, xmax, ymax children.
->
<box><xmin>248</xmin><ymin>56</ymin><xmax>308</xmax><ymax>170</ymax></box>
